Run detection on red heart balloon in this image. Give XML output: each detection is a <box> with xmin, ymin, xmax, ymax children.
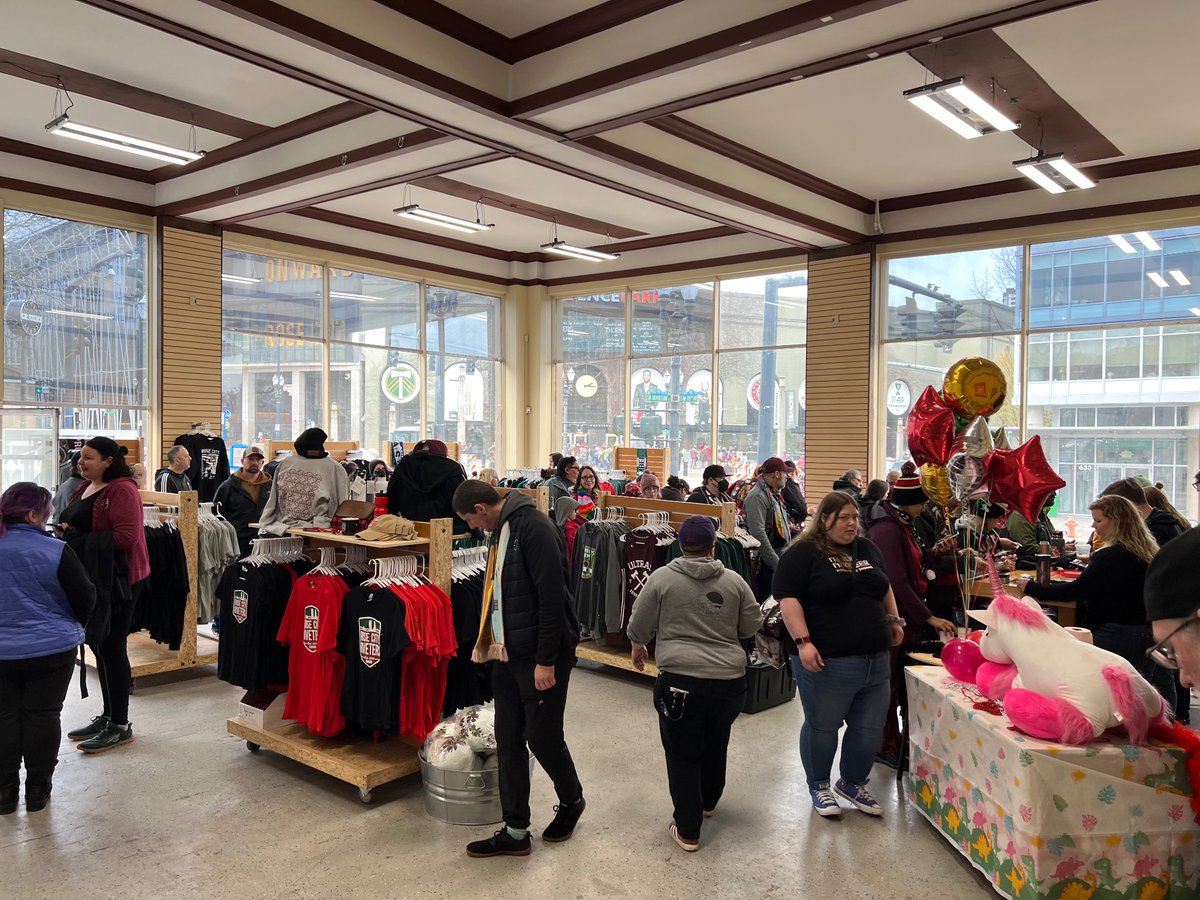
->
<box><xmin>967</xmin><ymin>630</ymin><xmax>985</xmax><ymax>645</ymax></box>
<box><xmin>986</xmin><ymin>436</ymin><xmax>1066</xmax><ymax>525</ymax></box>
<box><xmin>906</xmin><ymin>386</ymin><xmax>957</xmax><ymax>467</ymax></box>
<box><xmin>941</xmin><ymin>638</ymin><xmax>985</xmax><ymax>682</ymax></box>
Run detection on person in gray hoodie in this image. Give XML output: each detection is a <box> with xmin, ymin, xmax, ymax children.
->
<box><xmin>258</xmin><ymin>428</ymin><xmax>348</xmax><ymax>536</ymax></box>
<box><xmin>627</xmin><ymin>515</ymin><xmax>763</xmax><ymax>852</ymax></box>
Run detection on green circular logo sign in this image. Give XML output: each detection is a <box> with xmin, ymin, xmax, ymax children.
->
<box><xmin>381</xmin><ymin>363</ymin><xmax>421</xmax><ymax>404</ymax></box>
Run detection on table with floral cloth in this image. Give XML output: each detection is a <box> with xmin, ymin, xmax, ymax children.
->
<box><xmin>904</xmin><ymin>665</ymin><xmax>1199</xmax><ymax>899</ymax></box>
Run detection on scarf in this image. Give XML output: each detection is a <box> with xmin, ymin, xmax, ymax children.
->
<box><xmin>768</xmin><ymin>485</ymin><xmax>790</xmax><ymax>542</ymax></box>
<box><xmin>471</xmin><ymin>541</ymin><xmax>509</xmax><ymax>663</ymax></box>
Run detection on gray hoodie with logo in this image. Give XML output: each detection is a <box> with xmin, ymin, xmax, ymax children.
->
<box><xmin>626</xmin><ymin>555</ymin><xmax>763</xmax><ymax>680</ymax></box>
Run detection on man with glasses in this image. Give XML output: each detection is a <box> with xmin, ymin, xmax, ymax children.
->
<box><xmin>1145</xmin><ymin>526</ymin><xmax>1200</xmax><ymax>692</ymax></box>
<box><xmin>832</xmin><ymin>470</ymin><xmax>863</xmax><ymax>498</ymax></box>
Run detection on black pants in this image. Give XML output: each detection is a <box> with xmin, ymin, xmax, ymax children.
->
<box><xmin>0</xmin><ymin>649</ymin><xmax>78</xmax><ymax>787</ymax></box>
<box><xmin>654</xmin><ymin>671</ymin><xmax>746</xmax><ymax>842</ymax></box>
<box><xmin>492</xmin><ymin>656</ymin><xmax>582</xmax><ymax>832</ymax></box>
<box><xmin>756</xmin><ymin>562</ymin><xmax>775</xmax><ymax>602</ymax></box>
<box><xmin>92</xmin><ymin>582</ymin><xmax>140</xmax><ymax>726</ymax></box>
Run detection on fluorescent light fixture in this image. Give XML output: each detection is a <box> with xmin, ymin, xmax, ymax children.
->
<box><xmin>1108</xmin><ymin>235</ymin><xmax>1136</xmax><ymax>254</ymax></box>
<box><xmin>1013</xmin><ymin>153</ymin><xmax>1095</xmax><ymax>193</ymax></box>
<box><xmin>221</xmin><ymin>273</ymin><xmax>261</xmax><ymax>285</ymax></box>
<box><xmin>1147</xmin><ymin>272</ymin><xmax>1170</xmax><ymax>289</ymax></box>
<box><xmin>1188</xmin><ymin>307</ymin><xmax>1200</xmax><ymax>317</ymax></box>
<box><xmin>1169</xmin><ymin>269</ymin><xmax>1191</xmax><ymax>286</ymax></box>
<box><xmin>394</xmin><ymin>204</ymin><xmax>493</xmax><ymax>234</ymax></box>
<box><xmin>566</xmin><ymin>329</ymin><xmax>589</xmax><ymax>336</ymax></box>
<box><xmin>46</xmin><ymin>309</ymin><xmax>112</xmax><ymax>321</ymax></box>
<box><xmin>1133</xmin><ymin>231</ymin><xmax>1161</xmax><ymax>251</ymax></box>
<box><xmin>540</xmin><ymin>240</ymin><xmax>621</xmax><ymax>262</ymax></box>
<box><xmin>329</xmin><ymin>291</ymin><xmax>382</xmax><ymax>301</ymax></box>
<box><xmin>46</xmin><ymin>114</ymin><xmax>202</xmax><ymax>165</ymax></box>
<box><xmin>903</xmin><ymin>77</ymin><xmax>1019</xmax><ymax>139</ymax></box>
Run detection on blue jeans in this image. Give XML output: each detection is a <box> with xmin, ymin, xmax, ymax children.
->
<box><xmin>791</xmin><ymin>651</ymin><xmax>891</xmax><ymax>789</ymax></box>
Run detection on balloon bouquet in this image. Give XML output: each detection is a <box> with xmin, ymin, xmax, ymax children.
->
<box><xmin>904</xmin><ymin>356</ymin><xmax>1066</xmax><ymax>636</ymax></box>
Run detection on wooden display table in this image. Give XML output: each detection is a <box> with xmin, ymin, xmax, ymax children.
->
<box><xmin>576</xmin><ymin>641</ymin><xmax>658</xmax><ymax>678</ymax></box>
<box><xmin>227</xmin><ymin>718</ymin><xmax>421</xmax><ymax>803</ymax></box>
<box><xmin>904</xmin><ymin>666</ymin><xmax>1198</xmax><ymax>898</ymax></box>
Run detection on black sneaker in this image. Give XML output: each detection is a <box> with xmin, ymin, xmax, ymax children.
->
<box><xmin>466</xmin><ymin>828</ymin><xmax>531</xmax><ymax>858</ymax></box>
<box><xmin>542</xmin><ymin>797</ymin><xmax>586</xmax><ymax>843</ymax></box>
<box><xmin>78</xmin><ymin>721</ymin><xmax>134</xmax><ymax>754</ymax></box>
<box><xmin>67</xmin><ymin>715</ymin><xmax>109</xmax><ymax>742</ymax></box>
<box><xmin>0</xmin><ymin>784</ymin><xmax>16</xmax><ymax>816</ymax></box>
<box><xmin>25</xmin><ymin>781</ymin><xmax>52</xmax><ymax>812</ymax></box>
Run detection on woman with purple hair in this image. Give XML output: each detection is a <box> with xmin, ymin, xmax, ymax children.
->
<box><xmin>0</xmin><ymin>482</ymin><xmax>95</xmax><ymax>815</ymax></box>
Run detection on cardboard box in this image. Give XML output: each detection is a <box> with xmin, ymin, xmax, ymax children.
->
<box><xmin>237</xmin><ymin>688</ymin><xmax>288</xmax><ymax>730</ymax></box>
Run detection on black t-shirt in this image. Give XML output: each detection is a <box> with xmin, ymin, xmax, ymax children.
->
<box><xmin>772</xmin><ymin>537</ymin><xmax>892</xmax><ymax>658</ymax></box>
<box><xmin>62</xmin><ymin>491</ymin><xmax>99</xmax><ymax>532</ymax></box>
<box><xmin>337</xmin><ymin>587</ymin><xmax>410</xmax><ymax>733</ymax></box>
<box><xmin>217</xmin><ymin>562</ymin><xmax>294</xmax><ymax>689</ymax></box>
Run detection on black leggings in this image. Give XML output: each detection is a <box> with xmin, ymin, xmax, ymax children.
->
<box><xmin>93</xmin><ymin>581</ymin><xmax>142</xmax><ymax>725</ymax></box>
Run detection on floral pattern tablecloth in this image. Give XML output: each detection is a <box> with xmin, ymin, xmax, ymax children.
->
<box><xmin>904</xmin><ymin>665</ymin><xmax>1200</xmax><ymax>899</ymax></box>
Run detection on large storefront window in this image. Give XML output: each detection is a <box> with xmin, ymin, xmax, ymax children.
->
<box><xmin>881</xmin><ymin>223</ymin><xmax>1200</xmax><ymax>526</ymax></box>
<box><xmin>2</xmin><ymin>210</ymin><xmax>149</xmax><ymax>447</ymax></box>
<box><xmin>555</xmin><ymin>270</ymin><xmax>807</xmax><ymax>482</ymax></box>
<box><xmin>221</xmin><ymin>251</ymin><xmax>501</xmax><ymax>470</ymax></box>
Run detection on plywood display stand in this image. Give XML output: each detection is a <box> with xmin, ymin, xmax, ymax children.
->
<box><xmin>226</xmin><ymin>517</ymin><xmax>454</xmax><ymax>803</ymax></box>
<box><xmin>574</xmin><ymin>494</ymin><xmax>737</xmax><ymax>677</ymax></box>
<box><xmin>613</xmin><ymin>446</ymin><xmax>667</xmax><ymax>482</ymax></box>
<box><xmin>262</xmin><ymin>439</ymin><xmax>361</xmax><ymax>462</ymax></box>
<box><xmin>497</xmin><ymin>485</ymin><xmax>550</xmax><ymax>514</ymax></box>
<box><xmin>85</xmin><ymin>490</ymin><xmax>216</xmax><ymax>679</ymax></box>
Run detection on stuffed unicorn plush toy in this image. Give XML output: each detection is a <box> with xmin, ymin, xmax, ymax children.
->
<box><xmin>943</xmin><ymin>567</ymin><xmax>1167</xmax><ymax>745</ymax></box>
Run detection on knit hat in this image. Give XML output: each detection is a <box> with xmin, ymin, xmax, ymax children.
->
<box><xmin>679</xmin><ymin>515</ymin><xmax>717</xmax><ymax>550</ymax></box>
<box><xmin>891</xmin><ymin>461</ymin><xmax>928</xmax><ymax>505</ymax></box>
<box><xmin>623</xmin><ymin>482</ymin><xmax>642</xmax><ymax>497</ymax></box>
<box><xmin>1144</xmin><ymin>526</ymin><xmax>1200</xmax><ymax>621</ymax></box>
<box><xmin>294</xmin><ymin>428</ymin><xmax>328</xmax><ymax>459</ymax></box>
<box><xmin>760</xmin><ymin>457</ymin><xmax>787</xmax><ymax>475</ymax></box>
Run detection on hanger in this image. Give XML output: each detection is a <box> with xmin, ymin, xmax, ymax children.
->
<box><xmin>310</xmin><ymin>546</ymin><xmax>341</xmax><ymax>576</ymax></box>
<box><xmin>339</xmin><ymin>545</ymin><xmax>371</xmax><ymax>574</ymax></box>
<box><xmin>364</xmin><ymin>554</ymin><xmax>426</xmax><ymax>588</ymax></box>
<box><xmin>246</xmin><ymin>536</ymin><xmax>305</xmax><ymax>565</ymax></box>
<box><xmin>452</xmin><ymin>545</ymin><xmax>488</xmax><ymax>581</ymax></box>
<box><xmin>190</xmin><ymin>421</ymin><xmax>216</xmax><ymax>438</ymax></box>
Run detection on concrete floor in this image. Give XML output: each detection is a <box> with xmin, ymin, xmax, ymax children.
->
<box><xmin>2</xmin><ymin>660</ymin><xmax>998</xmax><ymax>900</ymax></box>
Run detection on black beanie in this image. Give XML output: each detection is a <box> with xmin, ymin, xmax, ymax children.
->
<box><xmin>1144</xmin><ymin>526</ymin><xmax>1200</xmax><ymax>621</ymax></box>
<box><xmin>294</xmin><ymin>427</ymin><xmax>329</xmax><ymax>459</ymax></box>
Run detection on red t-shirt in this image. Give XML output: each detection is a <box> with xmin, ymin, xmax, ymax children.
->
<box><xmin>278</xmin><ymin>573</ymin><xmax>349</xmax><ymax>736</ymax></box>
<box><xmin>389</xmin><ymin>583</ymin><xmax>456</xmax><ymax>740</ymax></box>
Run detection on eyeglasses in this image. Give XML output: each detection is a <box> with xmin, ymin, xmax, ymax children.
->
<box><xmin>1146</xmin><ymin>616</ymin><xmax>1200</xmax><ymax>669</ymax></box>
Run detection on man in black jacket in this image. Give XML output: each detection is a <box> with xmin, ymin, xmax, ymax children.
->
<box><xmin>387</xmin><ymin>440</ymin><xmax>473</xmax><ymax>535</ymax></box>
<box><xmin>452</xmin><ymin>481</ymin><xmax>585</xmax><ymax>859</ymax></box>
<box><xmin>212</xmin><ymin>446</ymin><xmax>272</xmax><ymax>558</ymax></box>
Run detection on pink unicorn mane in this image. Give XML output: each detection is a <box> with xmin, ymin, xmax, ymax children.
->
<box><xmin>991</xmin><ymin>592</ymin><xmax>1050</xmax><ymax>630</ymax></box>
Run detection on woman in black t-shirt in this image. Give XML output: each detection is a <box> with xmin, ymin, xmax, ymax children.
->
<box><xmin>773</xmin><ymin>491</ymin><xmax>905</xmax><ymax>819</ymax></box>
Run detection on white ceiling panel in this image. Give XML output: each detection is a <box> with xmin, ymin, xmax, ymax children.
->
<box><xmin>998</xmin><ymin>0</ymin><xmax>1200</xmax><ymax>160</ymax></box>
<box><xmin>4</xmin><ymin>0</ymin><xmax>339</xmax><ymax>127</ymax></box>
<box><xmin>433</xmin><ymin>0</ymin><xmax>606</xmax><ymax>39</ymax></box>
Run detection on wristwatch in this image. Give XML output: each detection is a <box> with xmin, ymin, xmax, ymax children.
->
<box><xmin>884</xmin><ymin>615</ymin><xmax>906</xmax><ymax>626</ymax></box>
<box><xmin>792</xmin><ymin>634</ymin><xmax>810</xmax><ymax>646</ymax></box>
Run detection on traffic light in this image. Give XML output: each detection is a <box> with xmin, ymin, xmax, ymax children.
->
<box><xmin>934</xmin><ymin>300</ymin><xmax>964</xmax><ymax>334</ymax></box>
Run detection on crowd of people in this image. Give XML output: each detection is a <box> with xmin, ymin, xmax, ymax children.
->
<box><xmin>4</xmin><ymin>431</ymin><xmax>1199</xmax><ymax>856</ymax></box>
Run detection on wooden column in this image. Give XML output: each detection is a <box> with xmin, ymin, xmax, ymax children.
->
<box><xmin>804</xmin><ymin>247</ymin><xmax>874</xmax><ymax>501</ymax></box>
<box><xmin>159</xmin><ymin>219</ymin><xmax>222</xmax><ymax>460</ymax></box>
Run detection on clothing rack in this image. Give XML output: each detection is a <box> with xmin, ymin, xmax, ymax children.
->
<box><xmin>496</xmin><ymin>484</ymin><xmax>550</xmax><ymax>514</ymax></box>
<box><xmin>225</xmin><ymin>517</ymin><xmax>455</xmax><ymax>802</ymax></box>
<box><xmin>85</xmin><ymin>490</ymin><xmax>213</xmax><ymax>680</ymax></box>
<box><xmin>593</xmin><ymin>492</ymin><xmax>737</xmax><ymax>537</ymax></box>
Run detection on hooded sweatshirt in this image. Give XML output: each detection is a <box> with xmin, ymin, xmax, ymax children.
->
<box><xmin>258</xmin><ymin>454</ymin><xmax>348</xmax><ymax>535</ymax></box>
<box><xmin>386</xmin><ymin>451</ymin><xmax>471</xmax><ymax>534</ymax></box>
<box><xmin>626</xmin><ymin>555</ymin><xmax>763</xmax><ymax>680</ymax></box>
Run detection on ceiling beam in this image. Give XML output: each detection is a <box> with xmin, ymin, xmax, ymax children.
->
<box><xmin>513</xmin><ymin>148</ymin><xmax>817</xmax><ymax>249</ymax></box>
<box><xmin>215</xmin><ymin>151</ymin><xmax>509</xmax><ymax>223</ymax></box>
<box><xmin>0</xmin><ymin>174</ymin><xmax>154</xmax><ymax>216</ymax></box>
<box><xmin>151</xmin><ymin>101</ymin><xmax>372</xmax><ymax>182</ymax></box>
<box><xmin>370</xmin><ymin>0</ymin><xmax>513</xmax><ymax>62</ymax></box>
<box><xmin>411</xmin><ymin>175</ymin><xmax>646</xmax><ymax>239</ymax></box>
<box><xmin>0</xmin><ymin>47</ymin><xmax>263</xmax><ymax>138</ymax></box>
<box><xmin>196</xmin><ymin>0</ymin><xmax>509</xmax><ymax>116</ymax></box>
<box><xmin>158</xmin><ymin>128</ymin><xmax>452</xmax><ymax>217</ymax></box>
<box><xmin>574</xmin><ymin>137</ymin><xmax>865</xmax><ymax>244</ymax></box>
<box><xmin>509</xmin><ymin>0</ymin><xmax>907</xmax><ymax>118</ymax></box>
<box><xmin>880</xmin><ymin>147</ymin><xmax>1200</xmax><ymax>213</ymax></box>
<box><xmin>508</xmin><ymin>0</ymin><xmax>689</xmax><ymax>63</ymax></box>
<box><xmin>647</xmin><ymin>115</ymin><xmax>874</xmax><ymax>213</ymax></box>
<box><xmin>0</xmin><ymin>135</ymin><xmax>155</xmax><ymax>183</ymax></box>
<box><xmin>563</xmin><ymin>0</ymin><xmax>1102</xmax><ymax>139</ymax></box>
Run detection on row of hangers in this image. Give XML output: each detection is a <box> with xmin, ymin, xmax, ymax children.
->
<box><xmin>142</xmin><ymin>506</ymin><xmax>178</xmax><ymax>528</ymax></box>
<box><xmin>308</xmin><ymin>545</ymin><xmax>374</xmax><ymax>576</ymax></box>
<box><xmin>452</xmin><ymin>545</ymin><xmax>488</xmax><ymax>582</ymax></box>
<box><xmin>189</xmin><ymin>422</ymin><xmax>216</xmax><ymax>438</ymax></box>
<box><xmin>364</xmin><ymin>554</ymin><xmax>428</xmax><ymax>588</ymax></box>
<box><xmin>245</xmin><ymin>536</ymin><xmax>307</xmax><ymax>565</ymax></box>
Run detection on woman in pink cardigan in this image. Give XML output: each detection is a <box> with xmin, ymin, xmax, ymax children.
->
<box><xmin>59</xmin><ymin>437</ymin><xmax>149</xmax><ymax>754</ymax></box>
